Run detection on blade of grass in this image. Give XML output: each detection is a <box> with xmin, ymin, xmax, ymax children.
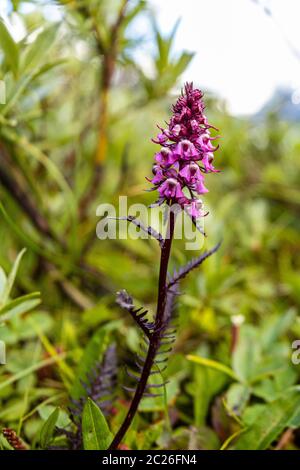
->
<box><xmin>0</xmin><ymin>352</ymin><xmax>67</xmax><ymax>391</ymax></box>
<box><xmin>187</xmin><ymin>355</ymin><xmax>240</xmax><ymax>381</ymax></box>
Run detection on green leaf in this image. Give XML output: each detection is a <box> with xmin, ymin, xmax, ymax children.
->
<box><xmin>232</xmin><ymin>390</ymin><xmax>300</xmax><ymax>450</ymax></box>
<box><xmin>0</xmin><ymin>72</ymin><xmax>35</xmax><ymax>116</ymax></box>
<box><xmin>261</xmin><ymin>309</ymin><xmax>297</xmax><ymax>350</ymax></box>
<box><xmin>192</xmin><ymin>365</ymin><xmax>227</xmax><ymax>427</ymax></box>
<box><xmin>187</xmin><ymin>355</ymin><xmax>239</xmax><ymax>381</ymax></box>
<box><xmin>70</xmin><ymin>324</ymin><xmax>117</xmax><ymax>400</ymax></box>
<box><xmin>0</xmin><ymin>292</ymin><xmax>41</xmax><ymax>323</ymax></box>
<box><xmin>172</xmin><ymin>52</ymin><xmax>194</xmax><ymax>79</ymax></box>
<box><xmin>40</xmin><ymin>407</ymin><xmax>60</xmax><ymax>449</ymax></box>
<box><xmin>231</xmin><ymin>325</ymin><xmax>260</xmax><ymax>383</ymax></box>
<box><xmin>0</xmin><ymin>268</ymin><xmax>7</xmax><ymax>300</ymax></box>
<box><xmin>220</xmin><ymin>429</ymin><xmax>246</xmax><ymax>450</ymax></box>
<box><xmin>226</xmin><ymin>383</ymin><xmax>251</xmax><ymax>415</ymax></box>
<box><xmin>82</xmin><ymin>398</ymin><xmax>112</xmax><ymax>450</ymax></box>
<box><xmin>21</xmin><ymin>25</ymin><xmax>57</xmax><ymax>74</ymax></box>
<box><xmin>0</xmin><ymin>248</ymin><xmax>26</xmax><ymax>306</ymax></box>
<box><xmin>0</xmin><ymin>19</ymin><xmax>19</xmax><ymax>77</ymax></box>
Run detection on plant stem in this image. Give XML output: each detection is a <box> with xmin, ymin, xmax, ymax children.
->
<box><xmin>109</xmin><ymin>210</ymin><xmax>175</xmax><ymax>450</ymax></box>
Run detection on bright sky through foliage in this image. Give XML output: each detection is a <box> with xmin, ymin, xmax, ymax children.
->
<box><xmin>151</xmin><ymin>0</ymin><xmax>300</xmax><ymax>114</ymax></box>
<box><xmin>1</xmin><ymin>0</ymin><xmax>300</xmax><ymax>115</ymax></box>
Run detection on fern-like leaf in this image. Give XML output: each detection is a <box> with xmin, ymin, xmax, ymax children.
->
<box><xmin>116</xmin><ymin>290</ymin><xmax>154</xmax><ymax>337</ymax></box>
<box><xmin>167</xmin><ymin>241</ymin><xmax>221</xmax><ymax>289</ymax></box>
<box><xmin>66</xmin><ymin>344</ymin><xmax>117</xmax><ymax>449</ymax></box>
<box><xmin>108</xmin><ymin>215</ymin><xmax>163</xmax><ymax>245</ymax></box>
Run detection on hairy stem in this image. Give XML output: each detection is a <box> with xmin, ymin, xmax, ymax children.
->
<box><xmin>109</xmin><ymin>210</ymin><xmax>175</xmax><ymax>449</ymax></box>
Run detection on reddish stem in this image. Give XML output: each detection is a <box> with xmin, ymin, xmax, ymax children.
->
<box><xmin>109</xmin><ymin>210</ymin><xmax>175</xmax><ymax>450</ymax></box>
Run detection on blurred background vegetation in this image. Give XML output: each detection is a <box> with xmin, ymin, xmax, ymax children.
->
<box><xmin>0</xmin><ymin>0</ymin><xmax>299</xmax><ymax>450</ymax></box>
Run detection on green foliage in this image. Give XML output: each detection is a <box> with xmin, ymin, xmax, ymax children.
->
<box><xmin>40</xmin><ymin>407</ymin><xmax>60</xmax><ymax>449</ymax></box>
<box><xmin>232</xmin><ymin>391</ymin><xmax>300</xmax><ymax>450</ymax></box>
<box><xmin>0</xmin><ymin>19</ymin><xmax>19</xmax><ymax>77</ymax></box>
<box><xmin>0</xmin><ymin>0</ymin><xmax>299</xmax><ymax>451</ymax></box>
<box><xmin>82</xmin><ymin>398</ymin><xmax>112</xmax><ymax>450</ymax></box>
<box><xmin>70</xmin><ymin>323</ymin><xmax>117</xmax><ymax>400</ymax></box>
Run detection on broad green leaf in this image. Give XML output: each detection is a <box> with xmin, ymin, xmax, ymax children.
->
<box><xmin>1</xmin><ymin>248</ymin><xmax>26</xmax><ymax>306</ymax></box>
<box><xmin>38</xmin><ymin>405</ymin><xmax>70</xmax><ymax>429</ymax></box>
<box><xmin>232</xmin><ymin>390</ymin><xmax>300</xmax><ymax>450</ymax></box>
<box><xmin>260</xmin><ymin>309</ymin><xmax>297</xmax><ymax>349</ymax></box>
<box><xmin>0</xmin><ymin>19</ymin><xmax>19</xmax><ymax>77</ymax></box>
<box><xmin>226</xmin><ymin>383</ymin><xmax>251</xmax><ymax>415</ymax></box>
<box><xmin>40</xmin><ymin>407</ymin><xmax>60</xmax><ymax>449</ymax></box>
<box><xmin>0</xmin><ymin>292</ymin><xmax>41</xmax><ymax>323</ymax></box>
<box><xmin>82</xmin><ymin>398</ymin><xmax>112</xmax><ymax>450</ymax></box>
<box><xmin>187</xmin><ymin>355</ymin><xmax>239</xmax><ymax>381</ymax></box>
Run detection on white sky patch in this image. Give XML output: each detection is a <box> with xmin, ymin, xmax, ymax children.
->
<box><xmin>1</xmin><ymin>0</ymin><xmax>299</xmax><ymax>115</ymax></box>
<box><xmin>150</xmin><ymin>0</ymin><xmax>300</xmax><ymax>115</ymax></box>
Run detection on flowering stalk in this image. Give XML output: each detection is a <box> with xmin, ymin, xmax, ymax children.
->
<box><xmin>109</xmin><ymin>83</ymin><xmax>220</xmax><ymax>450</ymax></box>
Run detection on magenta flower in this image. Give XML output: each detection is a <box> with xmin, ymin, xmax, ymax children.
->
<box><xmin>149</xmin><ymin>82</ymin><xmax>219</xmax><ymax>216</ymax></box>
<box><xmin>158</xmin><ymin>178</ymin><xmax>184</xmax><ymax>199</ymax></box>
<box><xmin>179</xmin><ymin>162</ymin><xmax>208</xmax><ymax>194</ymax></box>
<box><xmin>175</xmin><ymin>140</ymin><xmax>199</xmax><ymax>160</ymax></box>
<box><xmin>155</xmin><ymin>147</ymin><xmax>178</xmax><ymax>167</ymax></box>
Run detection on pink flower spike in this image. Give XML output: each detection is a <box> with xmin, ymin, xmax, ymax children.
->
<box><xmin>149</xmin><ymin>83</ymin><xmax>220</xmax><ymax>215</ymax></box>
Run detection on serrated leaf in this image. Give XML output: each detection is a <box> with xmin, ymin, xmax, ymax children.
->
<box><xmin>40</xmin><ymin>407</ymin><xmax>60</xmax><ymax>449</ymax></box>
<box><xmin>0</xmin><ymin>19</ymin><xmax>19</xmax><ymax>77</ymax></box>
<box><xmin>82</xmin><ymin>398</ymin><xmax>112</xmax><ymax>450</ymax></box>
